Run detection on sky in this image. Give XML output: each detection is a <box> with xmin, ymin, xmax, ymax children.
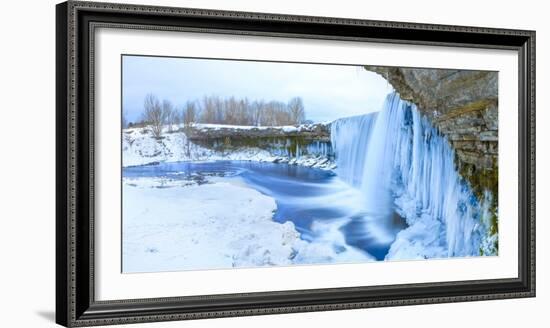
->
<box><xmin>122</xmin><ymin>55</ymin><xmax>394</xmax><ymax>124</ymax></box>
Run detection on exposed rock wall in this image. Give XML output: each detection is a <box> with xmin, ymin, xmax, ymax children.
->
<box><xmin>185</xmin><ymin>123</ymin><xmax>330</xmax><ymax>142</ymax></box>
<box><xmin>182</xmin><ymin>123</ymin><xmax>333</xmax><ymax>158</ymax></box>
<box><xmin>366</xmin><ymin>66</ymin><xmax>499</xmax><ymax>237</ymax></box>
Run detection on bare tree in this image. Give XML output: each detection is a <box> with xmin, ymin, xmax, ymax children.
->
<box><xmin>251</xmin><ymin>100</ymin><xmax>264</xmax><ymax>126</ymax></box>
<box><xmin>181</xmin><ymin>101</ymin><xmax>197</xmax><ymax>126</ymax></box>
<box><xmin>262</xmin><ymin>100</ymin><xmax>292</xmax><ymax>125</ymax></box>
<box><xmin>174</xmin><ymin>95</ymin><xmax>307</xmax><ymax>127</ymax></box>
<box><xmin>200</xmin><ymin>95</ymin><xmax>217</xmax><ymax>124</ymax></box>
<box><xmin>142</xmin><ymin>94</ymin><xmax>167</xmax><ymax>139</ymax></box>
<box><xmin>122</xmin><ymin>109</ymin><xmax>129</xmax><ymax>129</ymax></box>
<box><xmin>237</xmin><ymin>98</ymin><xmax>252</xmax><ymax>125</ymax></box>
<box><xmin>224</xmin><ymin>96</ymin><xmax>239</xmax><ymax>125</ymax></box>
<box><xmin>161</xmin><ymin>99</ymin><xmax>177</xmax><ymax>133</ymax></box>
<box><xmin>181</xmin><ymin>101</ymin><xmax>198</xmax><ymax>156</ymax></box>
<box><xmin>288</xmin><ymin>97</ymin><xmax>305</xmax><ymax>124</ymax></box>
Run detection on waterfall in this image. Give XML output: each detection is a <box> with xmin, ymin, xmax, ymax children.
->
<box><xmin>331</xmin><ymin>92</ymin><xmax>489</xmax><ymax>259</ymax></box>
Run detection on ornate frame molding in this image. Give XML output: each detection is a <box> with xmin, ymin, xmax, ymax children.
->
<box><xmin>56</xmin><ymin>1</ymin><xmax>535</xmax><ymax>326</ymax></box>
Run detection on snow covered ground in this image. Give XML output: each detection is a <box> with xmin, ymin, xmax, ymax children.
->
<box><xmin>122</xmin><ymin>124</ymin><xmax>369</xmax><ymax>272</ymax></box>
<box><xmin>122</xmin><ymin>124</ymin><xmax>335</xmax><ymax>170</ymax></box>
<box><xmin>123</xmin><ymin>176</ymin><xmax>373</xmax><ymax>273</ymax></box>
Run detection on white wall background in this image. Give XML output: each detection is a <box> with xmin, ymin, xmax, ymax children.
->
<box><xmin>0</xmin><ymin>0</ymin><xmax>546</xmax><ymax>327</ymax></box>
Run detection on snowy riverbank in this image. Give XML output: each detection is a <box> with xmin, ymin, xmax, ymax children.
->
<box><xmin>122</xmin><ymin>124</ymin><xmax>335</xmax><ymax>170</ymax></box>
<box><xmin>122</xmin><ymin>176</ymin><xmax>374</xmax><ymax>272</ymax></box>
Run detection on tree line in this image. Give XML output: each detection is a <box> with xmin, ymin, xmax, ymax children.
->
<box><xmin>125</xmin><ymin>94</ymin><xmax>306</xmax><ymax>138</ymax></box>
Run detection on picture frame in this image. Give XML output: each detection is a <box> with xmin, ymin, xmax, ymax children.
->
<box><xmin>56</xmin><ymin>0</ymin><xmax>536</xmax><ymax>326</ymax></box>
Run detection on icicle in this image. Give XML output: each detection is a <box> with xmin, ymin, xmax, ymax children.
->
<box><xmin>331</xmin><ymin>92</ymin><xmax>487</xmax><ymax>257</ymax></box>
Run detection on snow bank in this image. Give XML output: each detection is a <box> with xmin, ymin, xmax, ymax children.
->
<box><xmin>123</xmin><ymin>178</ymin><xmax>299</xmax><ymax>272</ymax></box>
<box><xmin>123</xmin><ymin>177</ymin><xmax>373</xmax><ymax>272</ymax></box>
<box><xmin>122</xmin><ymin>126</ymin><xmax>335</xmax><ymax>170</ymax></box>
<box><xmin>193</xmin><ymin>123</ymin><xmax>325</xmax><ymax>133</ymax></box>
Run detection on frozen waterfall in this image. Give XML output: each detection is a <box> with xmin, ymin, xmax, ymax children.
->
<box><xmin>331</xmin><ymin>92</ymin><xmax>489</xmax><ymax>259</ymax></box>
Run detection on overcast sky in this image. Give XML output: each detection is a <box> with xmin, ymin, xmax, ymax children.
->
<box><xmin>122</xmin><ymin>55</ymin><xmax>394</xmax><ymax>123</ymax></box>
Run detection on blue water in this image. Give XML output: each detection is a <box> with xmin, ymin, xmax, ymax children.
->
<box><xmin>123</xmin><ymin>160</ymin><xmax>406</xmax><ymax>260</ymax></box>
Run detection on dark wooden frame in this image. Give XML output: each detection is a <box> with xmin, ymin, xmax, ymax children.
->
<box><xmin>56</xmin><ymin>1</ymin><xmax>536</xmax><ymax>326</ymax></box>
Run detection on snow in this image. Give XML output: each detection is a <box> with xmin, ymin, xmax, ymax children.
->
<box><xmin>123</xmin><ymin>176</ymin><xmax>373</xmax><ymax>272</ymax></box>
<box><xmin>385</xmin><ymin>218</ymin><xmax>446</xmax><ymax>260</ymax></box>
<box><xmin>281</xmin><ymin>126</ymin><xmax>298</xmax><ymax>132</ymax></box>
<box><xmin>194</xmin><ymin>123</ymin><xmax>272</xmax><ymax>130</ymax></box>
<box><xmin>122</xmin><ymin>126</ymin><xmax>335</xmax><ymax>169</ymax></box>
<box><xmin>193</xmin><ymin>122</ymin><xmax>322</xmax><ymax>132</ymax></box>
<box><xmin>123</xmin><ymin>178</ymin><xmax>298</xmax><ymax>272</ymax></box>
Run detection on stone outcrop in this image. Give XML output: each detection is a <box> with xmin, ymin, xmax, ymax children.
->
<box><xmin>180</xmin><ymin>123</ymin><xmax>332</xmax><ymax>159</ymax></box>
<box><xmin>366</xmin><ymin>66</ymin><xmax>498</xmax><ymax>171</ymax></box>
<box><xmin>184</xmin><ymin>123</ymin><xmax>330</xmax><ymax>142</ymax></box>
<box><xmin>366</xmin><ymin>66</ymin><xmax>499</xmax><ymax>236</ymax></box>
<box><xmin>366</xmin><ymin>67</ymin><xmax>497</xmax><ymax>168</ymax></box>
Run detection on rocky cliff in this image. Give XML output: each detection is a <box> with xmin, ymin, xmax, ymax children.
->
<box><xmin>185</xmin><ymin>123</ymin><xmax>330</xmax><ymax>142</ymax></box>
<box><xmin>183</xmin><ymin>123</ymin><xmax>333</xmax><ymax>159</ymax></box>
<box><xmin>366</xmin><ymin>66</ymin><xmax>499</xmax><ymax>237</ymax></box>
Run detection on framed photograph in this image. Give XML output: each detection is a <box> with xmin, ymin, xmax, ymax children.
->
<box><xmin>56</xmin><ymin>1</ymin><xmax>535</xmax><ymax>326</ymax></box>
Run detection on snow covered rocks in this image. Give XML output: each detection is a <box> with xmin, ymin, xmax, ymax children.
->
<box><xmin>122</xmin><ymin>124</ymin><xmax>336</xmax><ymax>170</ymax></box>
